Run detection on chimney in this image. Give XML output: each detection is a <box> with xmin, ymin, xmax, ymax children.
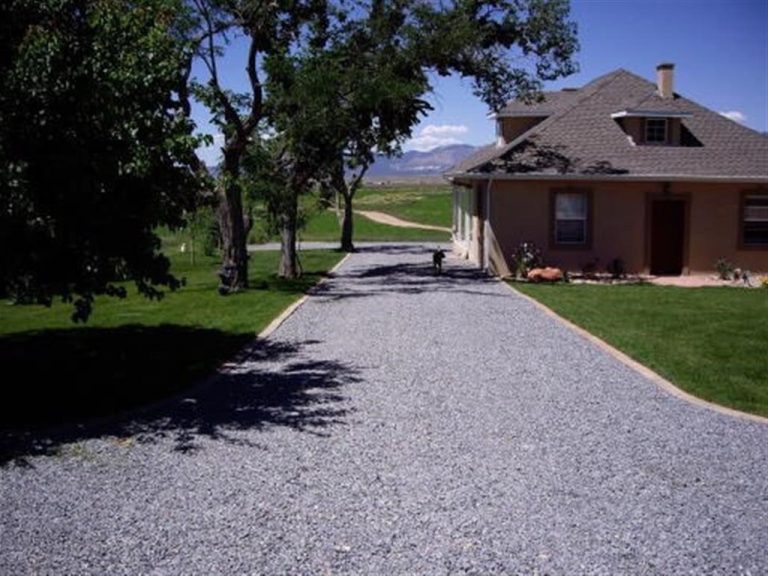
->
<box><xmin>656</xmin><ymin>63</ymin><xmax>675</xmax><ymax>99</ymax></box>
<box><xmin>495</xmin><ymin>118</ymin><xmax>506</xmax><ymax>148</ymax></box>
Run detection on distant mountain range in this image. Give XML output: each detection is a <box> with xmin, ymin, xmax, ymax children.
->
<box><xmin>205</xmin><ymin>143</ymin><xmax>479</xmax><ymax>180</ymax></box>
<box><xmin>366</xmin><ymin>144</ymin><xmax>478</xmax><ymax>179</ymax></box>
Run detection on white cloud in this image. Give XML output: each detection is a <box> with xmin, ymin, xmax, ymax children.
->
<box><xmin>407</xmin><ymin>134</ymin><xmax>464</xmax><ymax>151</ymax></box>
<box><xmin>420</xmin><ymin>124</ymin><xmax>469</xmax><ymax>137</ymax></box>
<box><xmin>405</xmin><ymin>124</ymin><xmax>469</xmax><ymax>151</ymax></box>
<box><xmin>719</xmin><ymin>110</ymin><xmax>747</xmax><ymax>124</ymax></box>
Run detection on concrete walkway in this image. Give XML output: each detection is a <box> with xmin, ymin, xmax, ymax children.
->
<box><xmin>2</xmin><ymin>245</ymin><xmax>767</xmax><ymax>574</ymax></box>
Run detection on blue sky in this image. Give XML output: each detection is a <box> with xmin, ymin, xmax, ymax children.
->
<box><xmin>195</xmin><ymin>0</ymin><xmax>768</xmax><ymax>163</ymax></box>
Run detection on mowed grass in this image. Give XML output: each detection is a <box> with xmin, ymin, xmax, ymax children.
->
<box><xmin>0</xmin><ymin>248</ymin><xmax>344</xmax><ymax>430</ymax></box>
<box><xmin>248</xmin><ymin>183</ymin><xmax>452</xmax><ymax>245</ymax></box>
<box><xmin>355</xmin><ymin>184</ymin><xmax>452</xmax><ymax>228</ymax></box>
<box><xmin>301</xmin><ymin>210</ymin><xmax>450</xmax><ymax>243</ymax></box>
<box><xmin>512</xmin><ymin>283</ymin><xmax>768</xmax><ymax>417</ymax></box>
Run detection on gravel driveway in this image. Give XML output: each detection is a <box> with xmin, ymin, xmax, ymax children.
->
<box><xmin>2</xmin><ymin>245</ymin><xmax>767</xmax><ymax>574</ymax></box>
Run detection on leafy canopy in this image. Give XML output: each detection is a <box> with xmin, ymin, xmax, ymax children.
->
<box><xmin>247</xmin><ymin>0</ymin><xmax>579</xmax><ymax>195</ymax></box>
<box><xmin>0</xmin><ymin>0</ymin><xmax>206</xmax><ymax>320</ymax></box>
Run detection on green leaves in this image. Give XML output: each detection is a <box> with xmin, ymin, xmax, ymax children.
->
<box><xmin>0</xmin><ymin>0</ymin><xmax>205</xmax><ymax>320</ymax></box>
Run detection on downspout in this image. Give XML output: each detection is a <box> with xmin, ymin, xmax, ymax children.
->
<box><xmin>484</xmin><ymin>177</ymin><xmax>494</xmax><ymax>273</ymax></box>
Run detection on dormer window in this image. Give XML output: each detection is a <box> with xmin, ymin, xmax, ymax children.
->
<box><xmin>611</xmin><ymin>110</ymin><xmax>694</xmax><ymax>147</ymax></box>
<box><xmin>645</xmin><ymin>118</ymin><xmax>668</xmax><ymax>144</ymax></box>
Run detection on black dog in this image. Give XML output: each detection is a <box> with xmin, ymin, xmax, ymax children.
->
<box><xmin>432</xmin><ymin>248</ymin><xmax>446</xmax><ymax>274</ymax></box>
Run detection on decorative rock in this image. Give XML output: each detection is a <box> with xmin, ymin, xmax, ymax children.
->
<box><xmin>527</xmin><ymin>267</ymin><xmax>564</xmax><ymax>282</ymax></box>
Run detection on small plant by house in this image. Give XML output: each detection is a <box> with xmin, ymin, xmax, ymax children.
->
<box><xmin>512</xmin><ymin>241</ymin><xmax>543</xmax><ymax>278</ymax></box>
<box><xmin>715</xmin><ymin>258</ymin><xmax>734</xmax><ymax>280</ymax></box>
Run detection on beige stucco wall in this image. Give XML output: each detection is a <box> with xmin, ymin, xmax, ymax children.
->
<box><xmin>480</xmin><ymin>180</ymin><xmax>768</xmax><ymax>275</ymax></box>
<box><xmin>687</xmin><ymin>183</ymin><xmax>767</xmax><ymax>272</ymax></box>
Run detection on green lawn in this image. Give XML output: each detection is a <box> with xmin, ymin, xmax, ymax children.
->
<box><xmin>512</xmin><ymin>283</ymin><xmax>768</xmax><ymax>417</ymax></box>
<box><xmin>0</xmin><ymin>248</ymin><xmax>343</xmax><ymax>431</ymax></box>
<box><xmin>246</xmin><ymin>183</ymin><xmax>453</xmax><ymax>245</ymax></box>
<box><xmin>301</xmin><ymin>210</ymin><xmax>450</xmax><ymax>243</ymax></box>
<box><xmin>354</xmin><ymin>184</ymin><xmax>452</xmax><ymax>228</ymax></box>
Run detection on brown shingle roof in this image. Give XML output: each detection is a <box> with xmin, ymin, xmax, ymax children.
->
<box><xmin>450</xmin><ymin>69</ymin><xmax>768</xmax><ymax>180</ymax></box>
<box><xmin>497</xmin><ymin>90</ymin><xmax>578</xmax><ymax>116</ymax></box>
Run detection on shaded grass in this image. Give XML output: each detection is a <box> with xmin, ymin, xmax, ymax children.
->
<box><xmin>0</xmin><ymin>250</ymin><xmax>343</xmax><ymax>430</ymax></box>
<box><xmin>0</xmin><ymin>326</ymin><xmax>247</xmax><ymax>429</ymax></box>
<box><xmin>512</xmin><ymin>283</ymin><xmax>768</xmax><ymax>417</ymax></box>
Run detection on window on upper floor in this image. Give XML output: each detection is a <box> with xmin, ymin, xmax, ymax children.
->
<box><xmin>742</xmin><ymin>194</ymin><xmax>768</xmax><ymax>247</ymax></box>
<box><xmin>645</xmin><ymin>118</ymin><xmax>668</xmax><ymax>144</ymax></box>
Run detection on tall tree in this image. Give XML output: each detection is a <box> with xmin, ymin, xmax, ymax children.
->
<box><xmin>259</xmin><ymin>47</ymin><xmax>364</xmax><ymax>276</ymax></box>
<box><xmin>0</xmin><ymin>0</ymin><xmax>204</xmax><ymax>320</ymax></box>
<box><xmin>186</xmin><ymin>0</ymin><xmax>331</xmax><ymax>288</ymax></box>
<box><xmin>318</xmin><ymin>9</ymin><xmax>433</xmax><ymax>253</ymax></box>
<box><xmin>189</xmin><ymin>0</ymin><xmax>578</xmax><ymax>279</ymax></box>
<box><xmin>263</xmin><ymin>0</ymin><xmax>579</xmax><ymax>258</ymax></box>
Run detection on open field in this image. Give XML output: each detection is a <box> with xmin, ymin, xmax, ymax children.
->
<box><xmin>300</xmin><ymin>211</ymin><xmax>450</xmax><ymax>243</ymax></box>
<box><xmin>249</xmin><ymin>183</ymin><xmax>453</xmax><ymax>244</ymax></box>
<box><xmin>354</xmin><ymin>183</ymin><xmax>452</xmax><ymax>228</ymax></box>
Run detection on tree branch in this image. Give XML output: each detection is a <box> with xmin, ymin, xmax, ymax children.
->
<box><xmin>349</xmin><ymin>164</ymin><xmax>368</xmax><ymax>198</ymax></box>
<box><xmin>194</xmin><ymin>0</ymin><xmax>245</xmax><ymax>138</ymax></box>
<box><xmin>243</xmin><ymin>36</ymin><xmax>263</xmax><ymax>134</ymax></box>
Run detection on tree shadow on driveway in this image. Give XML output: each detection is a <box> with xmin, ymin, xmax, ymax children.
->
<box><xmin>312</xmin><ymin>258</ymin><xmax>505</xmax><ymax>302</ymax></box>
<box><xmin>1</xmin><ymin>331</ymin><xmax>360</xmax><ymax>465</ymax></box>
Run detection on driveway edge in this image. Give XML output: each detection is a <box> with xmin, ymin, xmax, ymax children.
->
<box><xmin>504</xmin><ymin>281</ymin><xmax>768</xmax><ymax>426</ymax></box>
<box><xmin>0</xmin><ymin>252</ymin><xmax>354</xmax><ymax>462</ymax></box>
<box><xmin>257</xmin><ymin>252</ymin><xmax>351</xmax><ymax>339</ymax></box>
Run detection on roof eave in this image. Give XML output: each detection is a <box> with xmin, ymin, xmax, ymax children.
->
<box><xmin>610</xmin><ymin>110</ymin><xmax>694</xmax><ymax>119</ymax></box>
<box><xmin>445</xmin><ymin>172</ymin><xmax>768</xmax><ymax>184</ymax></box>
<box><xmin>495</xmin><ymin>111</ymin><xmax>552</xmax><ymax>119</ymax></box>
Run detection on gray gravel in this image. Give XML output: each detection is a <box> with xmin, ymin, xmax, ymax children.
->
<box><xmin>2</xmin><ymin>244</ymin><xmax>767</xmax><ymax>575</ymax></box>
<box><xmin>248</xmin><ymin>240</ymin><xmax>446</xmax><ymax>251</ymax></box>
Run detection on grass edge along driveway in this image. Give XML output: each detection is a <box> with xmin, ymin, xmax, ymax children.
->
<box><xmin>511</xmin><ymin>283</ymin><xmax>768</xmax><ymax>418</ymax></box>
<box><xmin>0</xmin><ymin>249</ymin><xmax>344</xmax><ymax>432</ymax></box>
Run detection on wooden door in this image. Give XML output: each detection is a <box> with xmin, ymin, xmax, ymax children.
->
<box><xmin>651</xmin><ymin>200</ymin><xmax>685</xmax><ymax>275</ymax></box>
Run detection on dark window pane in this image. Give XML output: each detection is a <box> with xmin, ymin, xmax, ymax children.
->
<box><xmin>556</xmin><ymin>219</ymin><xmax>586</xmax><ymax>244</ymax></box>
<box><xmin>744</xmin><ymin>222</ymin><xmax>768</xmax><ymax>246</ymax></box>
<box><xmin>646</xmin><ymin>119</ymin><xmax>667</xmax><ymax>143</ymax></box>
<box><xmin>744</xmin><ymin>196</ymin><xmax>768</xmax><ymax>221</ymax></box>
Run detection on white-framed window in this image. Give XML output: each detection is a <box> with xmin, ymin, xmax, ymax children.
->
<box><xmin>645</xmin><ymin>118</ymin><xmax>668</xmax><ymax>144</ymax></box>
<box><xmin>743</xmin><ymin>194</ymin><xmax>768</xmax><ymax>246</ymax></box>
<box><xmin>554</xmin><ymin>191</ymin><xmax>589</xmax><ymax>245</ymax></box>
<box><xmin>453</xmin><ymin>185</ymin><xmax>472</xmax><ymax>245</ymax></box>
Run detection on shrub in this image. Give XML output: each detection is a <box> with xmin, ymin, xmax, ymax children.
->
<box><xmin>714</xmin><ymin>258</ymin><xmax>734</xmax><ymax>280</ymax></box>
<box><xmin>512</xmin><ymin>241</ymin><xmax>543</xmax><ymax>278</ymax></box>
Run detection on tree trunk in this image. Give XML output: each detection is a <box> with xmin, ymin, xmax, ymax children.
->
<box><xmin>278</xmin><ymin>191</ymin><xmax>299</xmax><ymax>279</ymax></box>
<box><xmin>340</xmin><ymin>191</ymin><xmax>354</xmax><ymax>252</ymax></box>
<box><xmin>217</xmin><ymin>156</ymin><xmax>248</xmax><ymax>293</ymax></box>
